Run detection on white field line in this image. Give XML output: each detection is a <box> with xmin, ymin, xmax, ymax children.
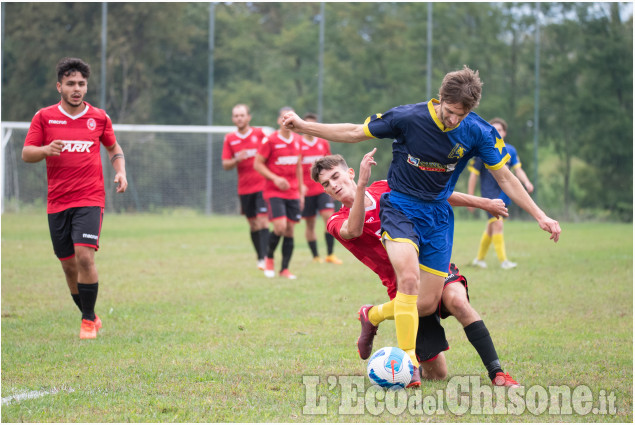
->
<box><xmin>2</xmin><ymin>387</ymin><xmax>75</xmax><ymax>405</ymax></box>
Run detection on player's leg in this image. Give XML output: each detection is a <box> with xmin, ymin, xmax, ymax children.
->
<box><xmin>442</xmin><ymin>279</ymin><xmax>519</xmax><ymax>387</ymax></box>
<box><xmin>70</xmin><ymin>207</ymin><xmax>103</xmax><ymax>339</ymax></box>
<box><xmin>279</xmin><ymin>199</ymin><xmax>301</xmax><ymax>279</ymax></box>
<box><xmin>242</xmin><ymin>193</ymin><xmax>264</xmax><ymax>267</ymax></box>
<box><xmin>304</xmin><ymin>215</ymin><xmax>320</xmax><ymax>261</ymax></box>
<box><xmin>254</xmin><ymin>192</ymin><xmax>270</xmax><ymax>268</ymax></box>
<box><xmin>357</xmin><ymin>298</ymin><xmax>396</xmax><ymax>360</ymax></box>
<box><xmin>472</xmin><ymin>219</ymin><xmax>493</xmax><ymax>268</ymax></box>
<box><xmin>384</xmin><ymin>239</ymin><xmax>420</xmax><ymax>370</ymax></box>
<box><xmin>264</xmin><ymin>198</ymin><xmax>285</xmax><ymax>277</ymax></box>
<box><xmin>491</xmin><ymin>218</ymin><xmax>516</xmax><ymax>269</ymax></box>
<box><xmin>49</xmin><ymin>209</ymin><xmax>83</xmax><ymax>311</ymax></box>
<box><xmin>419</xmin><ymin>353</ymin><xmax>448</xmax><ymax>380</ymax></box>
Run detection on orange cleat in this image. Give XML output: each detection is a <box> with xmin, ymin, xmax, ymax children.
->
<box><xmin>492</xmin><ymin>372</ymin><xmax>520</xmax><ymax>387</ymax></box>
<box><xmin>279</xmin><ymin>269</ymin><xmax>297</xmax><ymax>279</ymax></box>
<box><xmin>80</xmin><ymin>319</ymin><xmax>97</xmax><ymax>339</ymax></box>
<box><xmin>325</xmin><ymin>254</ymin><xmax>343</xmax><ymax>265</ymax></box>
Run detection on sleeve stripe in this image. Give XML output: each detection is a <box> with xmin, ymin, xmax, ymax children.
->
<box><xmin>485</xmin><ymin>153</ymin><xmax>511</xmax><ymax>171</ymax></box>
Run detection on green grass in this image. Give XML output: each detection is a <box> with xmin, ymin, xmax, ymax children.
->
<box><xmin>1</xmin><ymin>212</ymin><xmax>632</xmax><ymax>422</ymax></box>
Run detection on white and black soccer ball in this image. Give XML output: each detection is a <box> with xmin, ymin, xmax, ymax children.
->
<box><xmin>367</xmin><ymin>346</ymin><xmax>414</xmax><ymax>388</ymax></box>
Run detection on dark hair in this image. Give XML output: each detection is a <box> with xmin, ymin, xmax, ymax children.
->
<box><xmin>439</xmin><ymin>65</ymin><xmax>482</xmax><ymax>111</ymax></box>
<box><xmin>489</xmin><ymin>117</ymin><xmax>508</xmax><ymax>132</ymax></box>
<box><xmin>233</xmin><ymin>104</ymin><xmax>251</xmax><ymax>115</ymax></box>
<box><xmin>303</xmin><ymin>112</ymin><xmax>318</xmax><ymax>121</ymax></box>
<box><xmin>278</xmin><ymin>106</ymin><xmax>293</xmax><ymax>116</ymax></box>
<box><xmin>310</xmin><ymin>154</ymin><xmax>349</xmax><ymax>183</ymax></box>
<box><xmin>56</xmin><ymin>57</ymin><xmax>90</xmax><ymax>82</ymax></box>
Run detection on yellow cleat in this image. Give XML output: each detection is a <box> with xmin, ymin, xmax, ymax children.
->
<box><xmin>312</xmin><ymin>256</ymin><xmax>323</xmax><ymax>263</ymax></box>
<box><xmin>325</xmin><ymin>254</ymin><xmax>343</xmax><ymax>265</ymax></box>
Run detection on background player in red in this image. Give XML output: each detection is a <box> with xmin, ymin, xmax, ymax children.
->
<box><xmin>222</xmin><ymin>104</ymin><xmax>270</xmax><ymax>270</ymax></box>
<box><xmin>254</xmin><ymin>107</ymin><xmax>304</xmax><ymax>279</ymax></box>
<box><xmin>312</xmin><ymin>150</ymin><xmax>519</xmax><ymax>387</ymax></box>
<box><xmin>22</xmin><ymin>57</ymin><xmax>127</xmax><ymax>340</ymax></box>
<box><xmin>299</xmin><ymin>112</ymin><xmax>342</xmax><ymax>265</ymax></box>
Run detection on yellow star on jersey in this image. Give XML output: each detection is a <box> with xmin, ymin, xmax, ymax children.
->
<box><xmin>494</xmin><ymin>137</ymin><xmax>506</xmax><ymax>155</ymax></box>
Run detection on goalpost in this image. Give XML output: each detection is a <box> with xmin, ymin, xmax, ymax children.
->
<box><xmin>0</xmin><ymin>122</ymin><xmax>274</xmax><ymax>214</ymax></box>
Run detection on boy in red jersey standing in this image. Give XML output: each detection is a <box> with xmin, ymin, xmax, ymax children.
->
<box><xmin>299</xmin><ymin>112</ymin><xmax>342</xmax><ymax>265</ymax></box>
<box><xmin>222</xmin><ymin>104</ymin><xmax>270</xmax><ymax>270</ymax></box>
<box><xmin>22</xmin><ymin>57</ymin><xmax>127</xmax><ymax>339</ymax></box>
<box><xmin>254</xmin><ymin>107</ymin><xmax>304</xmax><ymax>279</ymax></box>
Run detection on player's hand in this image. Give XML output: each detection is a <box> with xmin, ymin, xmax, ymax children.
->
<box><xmin>45</xmin><ymin>140</ymin><xmax>65</xmax><ymax>157</ymax></box>
<box><xmin>485</xmin><ymin>199</ymin><xmax>508</xmax><ymax>219</ymax></box>
<box><xmin>525</xmin><ymin>182</ymin><xmax>535</xmax><ymax>194</ymax></box>
<box><xmin>538</xmin><ymin>216</ymin><xmax>561</xmax><ymax>242</ymax></box>
<box><xmin>273</xmin><ymin>176</ymin><xmax>290</xmax><ymax>191</ymax></box>
<box><xmin>281</xmin><ymin>112</ymin><xmax>303</xmax><ymax>131</ymax></box>
<box><xmin>235</xmin><ymin>150</ymin><xmax>248</xmax><ymax>162</ymax></box>
<box><xmin>114</xmin><ymin>173</ymin><xmax>128</xmax><ymax>193</ymax></box>
<box><xmin>358</xmin><ymin>148</ymin><xmax>377</xmax><ymax>188</ymax></box>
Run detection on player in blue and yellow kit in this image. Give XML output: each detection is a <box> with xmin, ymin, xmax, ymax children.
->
<box><xmin>282</xmin><ymin>66</ymin><xmax>561</xmax><ymax>377</ymax></box>
<box><xmin>467</xmin><ymin>117</ymin><xmax>535</xmax><ymax>269</ymax></box>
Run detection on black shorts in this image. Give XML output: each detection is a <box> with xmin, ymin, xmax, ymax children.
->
<box><xmin>416</xmin><ymin>313</ymin><xmax>449</xmax><ymax>362</ymax></box>
<box><xmin>301</xmin><ymin>192</ymin><xmax>335</xmax><ymax>218</ymax></box>
<box><xmin>48</xmin><ymin>206</ymin><xmax>104</xmax><ymax>260</ymax></box>
<box><xmin>266</xmin><ymin>197</ymin><xmax>301</xmax><ymax>222</ymax></box>
<box><xmin>415</xmin><ymin>264</ymin><xmax>470</xmax><ymax>362</ymax></box>
<box><xmin>239</xmin><ymin>192</ymin><xmax>268</xmax><ymax>219</ymax></box>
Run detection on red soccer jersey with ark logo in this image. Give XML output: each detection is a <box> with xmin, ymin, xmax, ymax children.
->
<box><xmin>24</xmin><ymin>102</ymin><xmax>117</xmax><ymax>213</ymax></box>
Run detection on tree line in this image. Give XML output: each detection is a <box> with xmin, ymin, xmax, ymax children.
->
<box><xmin>2</xmin><ymin>2</ymin><xmax>632</xmax><ymax>221</ymax></box>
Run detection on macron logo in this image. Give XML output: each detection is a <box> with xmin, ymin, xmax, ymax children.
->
<box><xmin>82</xmin><ymin>233</ymin><xmax>98</xmax><ymax>240</ymax></box>
<box><xmin>61</xmin><ymin>141</ymin><xmax>94</xmax><ymax>153</ymax></box>
<box><xmin>48</xmin><ymin>120</ymin><xmax>67</xmax><ymax>125</ymax></box>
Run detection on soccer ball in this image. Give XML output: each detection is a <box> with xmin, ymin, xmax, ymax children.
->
<box><xmin>367</xmin><ymin>346</ymin><xmax>414</xmax><ymax>388</ymax></box>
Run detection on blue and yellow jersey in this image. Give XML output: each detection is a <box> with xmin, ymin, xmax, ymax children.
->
<box><xmin>468</xmin><ymin>143</ymin><xmax>521</xmax><ymax>201</ymax></box>
<box><xmin>364</xmin><ymin>99</ymin><xmax>510</xmax><ymax>202</ymax></box>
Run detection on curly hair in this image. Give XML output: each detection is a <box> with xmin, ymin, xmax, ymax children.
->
<box><xmin>56</xmin><ymin>57</ymin><xmax>90</xmax><ymax>82</ymax></box>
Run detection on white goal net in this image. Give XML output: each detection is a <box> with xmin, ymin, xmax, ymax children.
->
<box><xmin>1</xmin><ymin>122</ymin><xmax>274</xmax><ymax>214</ymax></box>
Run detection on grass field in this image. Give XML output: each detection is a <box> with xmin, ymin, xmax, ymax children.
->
<box><xmin>1</xmin><ymin>212</ymin><xmax>632</xmax><ymax>422</ymax></box>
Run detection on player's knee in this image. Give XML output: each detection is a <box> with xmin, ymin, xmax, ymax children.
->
<box><xmin>397</xmin><ymin>272</ymin><xmax>419</xmax><ymax>295</ymax></box>
<box><xmin>416</xmin><ymin>297</ymin><xmax>438</xmax><ymax>316</ymax></box>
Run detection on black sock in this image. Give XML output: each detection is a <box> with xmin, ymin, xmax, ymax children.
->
<box><xmin>464</xmin><ymin>320</ymin><xmax>503</xmax><ymax>380</ymax></box>
<box><xmin>71</xmin><ymin>293</ymin><xmax>82</xmax><ymax>312</ymax></box>
<box><xmin>258</xmin><ymin>228</ymin><xmax>270</xmax><ymax>260</ymax></box>
<box><xmin>281</xmin><ymin>237</ymin><xmax>294</xmax><ymax>271</ymax></box>
<box><xmin>308</xmin><ymin>240</ymin><xmax>319</xmax><ymax>257</ymax></box>
<box><xmin>267</xmin><ymin>233</ymin><xmax>281</xmax><ymax>258</ymax></box>
<box><xmin>250</xmin><ymin>230</ymin><xmax>261</xmax><ymax>259</ymax></box>
<box><xmin>77</xmin><ymin>282</ymin><xmax>98</xmax><ymax>321</ymax></box>
<box><xmin>325</xmin><ymin>232</ymin><xmax>335</xmax><ymax>255</ymax></box>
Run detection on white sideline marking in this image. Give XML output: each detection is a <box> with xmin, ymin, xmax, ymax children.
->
<box><xmin>2</xmin><ymin>387</ymin><xmax>75</xmax><ymax>405</ymax></box>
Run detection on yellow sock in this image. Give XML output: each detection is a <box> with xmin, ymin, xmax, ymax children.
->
<box><xmin>476</xmin><ymin>231</ymin><xmax>492</xmax><ymax>260</ymax></box>
<box><xmin>368</xmin><ymin>299</ymin><xmax>395</xmax><ymax>326</ymax></box>
<box><xmin>492</xmin><ymin>233</ymin><xmax>507</xmax><ymax>262</ymax></box>
<box><xmin>394</xmin><ymin>292</ymin><xmax>419</xmax><ymax>368</ymax></box>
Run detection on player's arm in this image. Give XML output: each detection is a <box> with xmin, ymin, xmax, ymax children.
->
<box><xmin>296</xmin><ymin>155</ymin><xmax>305</xmax><ymax>209</ymax></box>
<box><xmin>490</xmin><ymin>166</ymin><xmax>561</xmax><ymax>242</ymax></box>
<box><xmin>222</xmin><ymin>150</ymin><xmax>248</xmax><ymax>170</ymax></box>
<box><xmin>254</xmin><ymin>153</ymin><xmax>289</xmax><ymax>191</ymax></box>
<box><xmin>466</xmin><ymin>171</ymin><xmax>479</xmax><ymax>213</ymax></box>
<box><xmin>513</xmin><ymin>166</ymin><xmax>534</xmax><ymax>193</ymax></box>
<box><xmin>448</xmin><ymin>192</ymin><xmax>508</xmax><ymax>219</ymax></box>
<box><xmin>22</xmin><ymin>140</ymin><xmax>66</xmax><ymax>163</ymax></box>
<box><xmin>105</xmin><ymin>141</ymin><xmax>127</xmax><ymax>193</ymax></box>
<box><xmin>281</xmin><ymin>112</ymin><xmax>368</xmax><ymax>144</ymax></box>
<box><xmin>338</xmin><ymin>149</ymin><xmax>377</xmax><ymax>239</ymax></box>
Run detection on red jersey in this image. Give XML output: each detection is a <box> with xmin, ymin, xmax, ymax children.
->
<box><xmin>24</xmin><ymin>102</ymin><xmax>117</xmax><ymax>214</ymax></box>
<box><xmin>301</xmin><ymin>136</ymin><xmax>332</xmax><ymax>197</ymax></box>
<box><xmin>221</xmin><ymin>127</ymin><xmax>266</xmax><ymax>195</ymax></box>
<box><xmin>258</xmin><ymin>131</ymin><xmax>302</xmax><ymax>200</ymax></box>
<box><xmin>326</xmin><ymin>180</ymin><xmax>396</xmax><ymax>299</ymax></box>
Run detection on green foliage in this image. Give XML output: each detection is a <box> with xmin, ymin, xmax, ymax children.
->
<box><xmin>1</xmin><ymin>213</ymin><xmax>632</xmax><ymax>421</ymax></box>
<box><xmin>1</xmin><ymin>2</ymin><xmax>632</xmax><ymax>220</ymax></box>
